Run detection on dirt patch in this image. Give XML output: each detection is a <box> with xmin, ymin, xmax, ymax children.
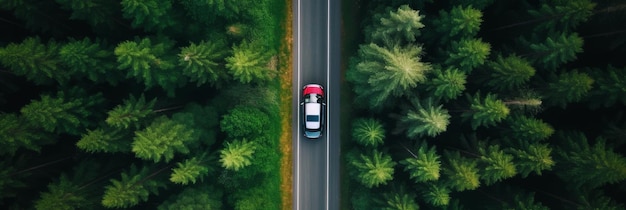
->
<box><xmin>279</xmin><ymin>0</ymin><xmax>294</xmax><ymax>209</ymax></box>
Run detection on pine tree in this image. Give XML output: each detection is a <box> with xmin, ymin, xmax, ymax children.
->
<box><xmin>55</xmin><ymin>0</ymin><xmax>121</xmax><ymax>28</ymax></box>
<box><xmin>106</xmin><ymin>94</ymin><xmax>156</xmax><ymax>129</ymax></box>
<box><xmin>543</xmin><ymin>70</ymin><xmax>594</xmax><ymax>108</ymax></box>
<box><xmin>352</xmin><ymin>118</ymin><xmax>386</xmax><ymax>147</ymax></box>
<box><xmin>462</xmin><ymin>92</ymin><xmax>510</xmax><ymax>130</ymax></box>
<box><xmin>157</xmin><ymin>184</ymin><xmax>223</xmax><ymax>210</ymax></box>
<box><xmin>225</xmin><ymin>40</ymin><xmax>275</xmax><ymax>84</ymax></box>
<box><xmin>401</xmin><ymin>142</ymin><xmax>441</xmax><ymax>183</ymax></box>
<box><xmin>220</xmin><ymin>106</ymin><xmax>269</xmax><ymax>139</ymax></box>
<box><xmin>0</xmin><ymin>113</ymin><xmax>52</xmax><ymax>155</ymax></box>
<box><xmin>380</xmin><ymin>187</ymin><xmax>419</xmax><ymax>210</ymax></box>
<box><xmin>555</xmin><ymin>131</ymin><xmax>626</xmax><ymax>189</ymax></box>
<box><xmin>508</xmin><ymin>142</ymin><xmax>555</xmax><ymax>178</ymax></box>
<box><xmin>367</xmin><ymin>4</ymin><xmax>425</xmax><ymax>45</ymax></box>
<box><xmin>477</xmin><ymin>142</ymin><xmax>517</xmax><ymax>186</ymax></box>
<box><xmin>76</xmin><ymin>127</ymin><xmax>130</xmax><ymax>153</ymax></box>
<box><xmin>346</xmin><ymin>43</ymin><xmax>432</xmax><ymax>110</ymax></box>
<box><xmin>178</xmin><ymin>41</ymin><xmax>229</xmax><ymax>86</ymax></box>
<box><xmin>443</xmin><ymin>151</ymin><xmax>480</xmax><ymax>192</ymax></box>
<box><xmin>445</xmin><ymin>38</ymin><xmax>491</xmax><ymax>73</ymax></box>
<box><xmin>505</xmin><ymin>115</ymin><xmax>554</xmax><ymax>142</ymax></box>
<box><xmin>426</xmin><ymin>67</ymin><xmax>467</xmax><ymax>102</ymax></box>
<box><xmin>58</xmin><ymin>38</ymin><xmax>118</xmax><ymax>84</ymax></box>
<box><xmin>501</xmin><ymin>192</ymin><xmax>549</xmax><ymax>210</ymax></box>
<box><xmin>219</xmin><ymin>139</ymin><xmax>256</xmax><ymax>171</ymax></box>
<box><xmin>431</xmin><ymin>5</ymin><xmax>483</xmax><ymax>44</ymax></box>
<box><xmin>120</xmin><ymin>0</ymin><xmax>174</xmax><ymax>31</ymax></box>
<box><xmin>351</xmin><ymin>149</ymin><xmax>397</xmax><ymax>188</ymax></box>
<box><xmin>527</xmin><ymin>33</ymin><xmax>583</xmax><ymax>70</ymax></box>
<box><xmin>169</xmin><ymin>155</ymin><xmax>213</xmax><ymax>185</ymax></box>
<box><xmin>101</xmin><ymin>165</ymin><xmax>166</xmax><ymax>208</ymax></box>
<box><xmin>0</xmin><ymin>159</ymin><xmax>27</xmax><ymax>202</ymax></box>
<box><xmin>485</xmin><ymin>54</ymin><xmax>535</xmax><ymax>91</ymax></box>
<box><xmin>132</xmin><ymin>116</ymin><xmax>197</xmax><ymax>163</ymax></box>
<box><xmin>400</xmin><ymin>99</ymin><xmax>450</xmax><ymax>138</ymax></box>
<box><xmin>0</xmin><ymin>37</ymin><xmax>66</xmax><ymax>84</ymax></box>
<box><xmin>421</xmin><ymin>182</ymin><xmax>451</xmax><ymax>207</ymax></box>
<box><xmin>35</xmin><ymin>160</ymin><xmax>102</xmax><ymax>210</ymax></box>
<box><xmin>528</xmin><ymin>0</ymin><xmax>596</xmax><ymax>32</ymax></box>
<box><xmin>171</xmin><ymin>103</ymin><xmax>220</xmax><ymax>147</ymax></box>
<box><xmin>586</xmin><ymin>65</ymin><xmax>626</xmax><ymax>108</ymax></box>
<box><xmin>0</xmin><ymin>0</ymin><xmax>69</xmax><ymax>34</ymax></box>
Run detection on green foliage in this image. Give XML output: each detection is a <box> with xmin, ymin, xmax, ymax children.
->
<box><xmin>478</xmin><ymin>143</ymin><xmax>517</xmax><ymax>186</ymax></box>
<box><xmin>232</xmin><ymin>183</ymin><xmax>279</xmax><ymax>210</ymax></box>
<box><xmin>120</xmin><ymin>0</ymin><xmax>174</xmax><ymax>31</ymax></box>
<box><xmin>220</xmin><ymin>106</ymin><xmax>269</xmax><ymax>138</ymax></box>
<box><xmin>506</xmin><ymin>115</ymin><xmax>554</xmax><ymax>142</ymax></box>
<box><xmin>178</xmin><ymin>41</ymin><xmax>229</xmax><ymax>86</ymax></box>
<box><xmin>575</xmin><ymin>190</ymin><xmax>625</xmax><ymax>210</ymax></box>
<box><xmin>157</xmin><ymin>184</ymin><xmax>223</xmax><ymax>210</ymax></box>
<box><xmin>351</xmin><ymin>149</ymin><xmax>397</xmax><ymax>188</ymax></box>
<box><xmin>449</xmin><ymin>0</ymin><xmax>494</xmax><ymax>10</ymax></box>
<box><xmin>219</xmin><ymin>139</ymin><xmax>256</xmax><ymax>171</ymax></box>
<box><xmin>55</xmin><ymin>0</ymin><xmax>120</xmax><ymax>27</ymax></box>
<box><xmin>171</xmin><ymin>104</ymin><xmax>220</xmax><ymax>147</ymax></box>
<box><xmin>443</xmin><ymin>151</ymin><xmax>480</xmax><ymax>192</ymax></box>
<box><xmin>586</xmin><ymin>65</ymin><xmax>626</xmax><ymax>108</ymax></box>
<box><xmin>76</xmin><ymin>127</ymin><xmax>130</xmax><ymax>153</ymax></box>
<box><xmin>555</xmin><ymin>131</ymin><xmax>626</xmax><ymax>189</ymax></box>
<box><xmin>528</xmin><ymin>33</ymin><xmax>583</xmax><ymax>70</ymax></box>
<box><xmin>132</xmin><ymin>116</ymin><xmax>197</xmax><ymax>162</ymax></box>
<box><xmin>462</xmin><ymin>92</ymin><xmax>510</xmax><ymax>130</ymax></box>
<box><xmin>35</xmin><ymin>174</ymin><xmax>89</xmax><ymax>210</ymax></box>
<box><xmin>0</xmin><ymin>37</ymin><xmax>64</xmax><ymax>84</ymax></box>
<box><xmin>346</xmin><ymin>43</ymin><xmax>432</xmax><ymax>110</ymax></box>
<box><xmin>368</xmin><ymin>4</ymin><xmax>425</xmax><ymax>45</ymax></box>
<box><xmin>380</xmin><ymin>188</ymin><xmax>419</xmax><ymax>210</ymax></box>
<box><xmin>106</xmin><ymin>94</ymin><xmax>156</xmax><ymax>129</ymax></box>
<box><xmin>421</xmin><ymin>183</ymin><xmax>451</xmax><ymax>207</ymax></box>
<box><xmin>400</xmin><ymin>99</ymin><xmax>450</xmax><ymax>138</ymax></box>
<box><xmin>170</xmin><ymin>156</ymin><xmax>212</xmax><ymax>185</ymax></box>
<box><xmin>352</xmin><ymin>118</ymin><xmax>386</xmax><ymax>147</ymax></box>
<box><xmin>485</xmin><ymin>54</ymin><xmax>535</xmax><ymax>91</ymax></box>
<box><xmin>445</xmin><ymin>38</ymin><xmax>491</xmax><ymax>73</ymax></box>
<box><xmin>0</xmin><ymin>113</ymin><xmax>52</xmax><ymax>155</ymax></box>
<box><xmin>401</xmin><ymin>142</ymin><xmax>441</xmax><ymax>183</ymax></box>
<box><xmin>431</xmin><ymin>5</ymin><xmax>483</xmax><ymax>44</ymax></box>
<box><xmin>508</xmin><ymin>142</ymin><xmax>555</xmax><ymax>178</ymax></box>
<box><xmin>543</xmin><ymin>70</ymin><xmax>594</xmax><ymax>108</ymax></box>
<box><xmin>58</xmin><ymin>38</ymin><xmax>117</xmax><ymax>84</ymax></box>
<box><xmin>426</xmin><ymin>67</ymin><xmax>467</xmax><ymax>102</ymax></box>
<box><xmin>225</xmin><ymin>40</ymin><xmax>275</xmax><ymax>84</ymax></box>
<box><xmin>501</xmin><ymin>192</ymin><xmax>549</xmax><ymax>210</ymax></box>
<box><xmin>101</xmin><ymin>165</ymin><xmax>165</xmax><ymax>208</ymax></box>
<box><xmin>528</xmin><ymin>0</ymin><xmax>596</xmax><ymax>32</ymax></box>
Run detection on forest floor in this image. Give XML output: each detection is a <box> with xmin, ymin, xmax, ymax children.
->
<box><xmin>279</xmin><ymin>0</ymin><xmax>294</xmax><ymax>209</ymax></box>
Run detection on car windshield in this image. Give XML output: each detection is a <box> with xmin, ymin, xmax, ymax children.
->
<box><xmin>306</xmin><ymin>115</ymin><xmax>319</xmax><ymax>122</ymax></box>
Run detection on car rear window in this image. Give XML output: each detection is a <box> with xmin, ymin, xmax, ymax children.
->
<box><xmin>306</xmin><ymin>115</ymin><xmax>319</xmax><ymax>122</ymax></box>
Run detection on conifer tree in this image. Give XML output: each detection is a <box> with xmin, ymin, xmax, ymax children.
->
<box><xmin>445</xmin><ymin>38</ymin><xmax>491</xmax><ymax>73</ymax></box>
<box><xmin>462</xmin><ymin>92</ymin><xmax>510</xmax><ymax>130</ymax></box>
<box><xmin>431</xmin><ymin>5</ymin><xmax>483</xmax><ymax>44</ymax></box>
<box><xmin>401</xmin><ymin>142</ymin><xmax>441</xmax><ymax>183</ymax></box>
<box><xmin>157</xmin><ymin>184</ymin><xmax>223</xmax><ymax>210</ymax></box>
<box><xmin>421</xmin><ymin>182</ymin><xmax>451</xmax><ymax>207</ymax></box>
<box><xmin>501</xmin><ymin>192</ymin><xmax>549</xmax><ymax>210</ymax></box>
<box><xmin>0</xmin><ymin>37</ymin><xmax>66</xmax><ymax>84</ymax></box>
<box><xmin>219</xmin><ymin>139</ymin><xmax>256</xmax><ymax>171</ymax></box>
<box><xmin>505</xmin><ymin>115</ymin><xmax>554</xmax><ymax>142</ymax></box>
<box><xmin>120</xmin><ymin>0</ymin><xmax>174</xmax><ymax>31</ymax></box>
<box><xmin>450</xmin><ymin>0</ymin><xmax>494</xmax><ymax>10</ymax></box>
<box><xmin>380</xmin><ymin>187</ymin><xmax>419</xmax><ymax>210</ymax></box>
<box><xmin>575</xmin><ymin>190</ymin><xmax>625</xmax><ymax>210</ymax></box>
<box><xmin>106</xmin><ymin>94</ymin><xmax>156</xmax><ymax>129</ymax></box>
<box><xmin>0</xmin><ymin>0</ymin><xmax>68</xmax><ymax>34</ymax></box>
<box><xmin>58</xmin><ymin>38</ymin><xmax>118</xmax><ymax>84</ymax></box>
<box><xmin>586</xmin><ymin>65</ymin><xmax>626</xmax><ymax>108</ymax></box>
<box><xmin>0</xmin><ymin>160</ymin><xmax>27</xmax><ymax>202</ymax></box>
<box><xmin>0</xmin><ymin>113</ymin><xmax>52</xmax><ymax>155</ymax></box>
<box><xmin>225</xmin><ymin>40</ymin><xmax>275</xmax><ymax>84</ymax></box>
<box><xmin>76</xmin><ymin>127</ymin><xmax>130</xmax><ymax>153</ymax></box>
<box><xmin>178</xmin><ymin>41</ymin><xmax>229</xmax><ymax>86</ymax></box>
<box><xmin>351</xmin><ymin>149</ymin><xmax>397</xmax><ymax>188</ymax></box>
<box><xmin>400</xmin><ymin>99</ymin><xmax>450</xmax><ymax>138</ymax></box>
<box><xmin>528</xmin><ymin>0</ymin><xmax>596</xmax><ymax>32</ymax></box>
<box><xmin>555</xmin><ymin>131</ymin><xmax>626</xmax><ymax>189</ymax></box>
<box><xmin>220</xmin><ymin>106</ymin><xmax>269</xmax><ymax>139</ymax></box>
<box><xmin>35</xmin><ymin>160</ymin><xmax>102</xmax><ymax>210</ymax></box>
<box><xmin>346</xmin><ymin>43</ymin><xmax>432</xmax><ymax>110</ymax></box>
<box><xmin>171</xmin><ymin>103</ymin><xmax>220</xmax><ymax>147</ymax></box>
<box><xmin>508</xmin><ymin>142</ymin><xmax>554</xmax><ymax>178</ymax></box>
<box><xmin>101</xmin><ymin>165</ymin><xmax>166</xmax><ymax>208</ymax></box>
<box><xmin>443</xmin><ymin>151</ymin><xmax>480</xmax><ymax>192</ymax></box>
<box><xmin>55</xmin><ymin>0</ymin><xmax>121</xmax><ymax>28</ymax></box>
<box><xmin>477</xmin><ymin>142</ymin><xmax>517</xmax><ymax>186</ymax></box>
<box><xmin>169</xmin><ymin>155</ymin><xmax>213</xmax><ymax>185</ymax></box>
<box><xmin>426</xmin><ymin>67</ymin><xmax>467</xmax><ymax>102</ymax></box>
<box><xmin>367</xmin><ymin>4</ymin><xmax>425</xmax><ymax>45</ymax></box>
<box><xmin>132</xmin><ymin>116</ymin><xmax>197</xmax><ymax>163</ymax></box>
<box><xmin>527</xmin><ymin>33</ymin><xmax>583</xmax><ymax>70</ymax></box>
<box><xmin>352</xmin><ymin>118</ymin><xmax>386</xmax><ymax>147</ymax></box>
<box><xmin>485</xmin><ymin>54</ymin><xmax>535</xmax><ymax>91</ymax></box>
<box><xmin>543</xmin><ymin>70</ymin><xmax>594</xmax><ymax>108</ymax></box>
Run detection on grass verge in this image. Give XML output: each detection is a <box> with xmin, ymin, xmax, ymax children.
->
<box><xmin>279</xmin><ymin>0</ymin><xmax>294</xmax><ymax>209</ymax></box>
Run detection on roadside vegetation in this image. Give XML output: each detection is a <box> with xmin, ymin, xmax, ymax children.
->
<box><xmin>0</xmin><ymin>0</ymin><xmax>286</xmax><ymax>209</ymax></box>
<box><xmin>341</xmin><ymin>0</ymin><xmax>626</xmax><ymax>209</ymax></box>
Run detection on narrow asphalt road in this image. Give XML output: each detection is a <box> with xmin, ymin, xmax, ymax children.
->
<box><xmin>292</xmin><ymin>0</ymin><xmax>341</xmax><ymax>209</ymax></box>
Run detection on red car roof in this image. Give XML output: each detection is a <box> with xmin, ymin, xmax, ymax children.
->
<box><xmin>303</xmin><ymin>85</ymin><xmax>324</xmax><ymax>97</ymax></box>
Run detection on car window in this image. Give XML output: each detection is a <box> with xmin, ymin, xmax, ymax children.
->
<box><xmin>306</xmin><ymin>115</ymin><xmax>319</xmax><ymax>122</ymax></box>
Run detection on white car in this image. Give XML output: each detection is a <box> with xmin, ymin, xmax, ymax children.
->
<box><xmin>301</xmin><ymin>84</ymin><xmax>325</xmax><ymax>139</ymax></box>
